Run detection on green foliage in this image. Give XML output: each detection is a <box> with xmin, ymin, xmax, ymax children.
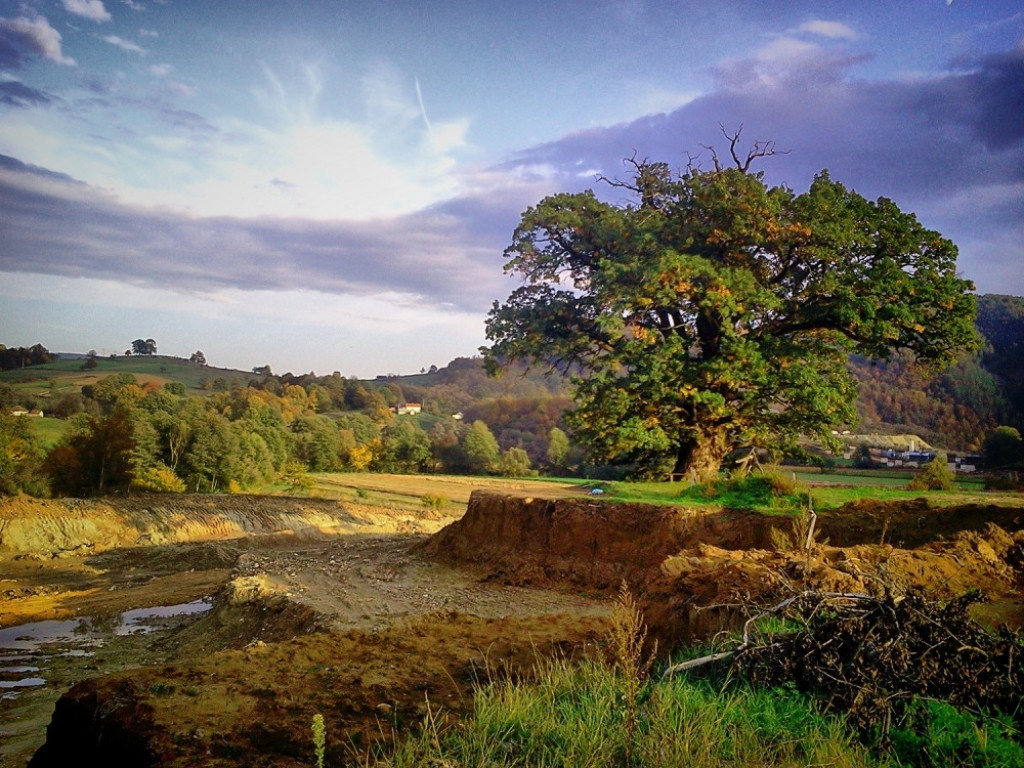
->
<box><xmin>282</xmin><ymin>460</ymin><xmax>313</xmax><ymax>495</ymax></box>
<box><xmin>498</xmin><ymin>446</ymin><xmax>533</xmax><ymax>477</ymax></box>
<box><xmin>427</xmin><ymin>418</ymin><xmax>467</xmax><ymax>474</ymax></box>
<box><xmin>982</xmin><ymin>426</ymin><xmax>1024</xmax><ymax>470</ymax></box>
<box><xmin>311</xmin><ymin>713</ymin><xmax>326</xmax><ymax>768</ymax></box>
<box><xmin>906</xmin><ymin>455</ymin><xmax>956</xmax><ymax>491</ymax></box>
<box><xmin>463</xmin><ymin>420</ymin><xmax>501</xmax><ymax>474</ymax></box>
<box><xmin>0</xmin><ymin>343</ymin><xmax>53</xmax><ymax>371</ymax></box>
<box><xmin>381</xmin><ymin>653</ymin><xmax>876</xmax><ymax>768</ymax></box>
<box><xmin>463</xmin><ymin>395</ymin><xmax>571</xmax><ymax>466</ymax></box>
<box><xmin>0</xmin><ymin>412</ymin><xmax>48</xmax><ymax>496</ymax></box>
<box><xmin>977</xmin><ymin>294</ymin><xmax>1024</xmax><ymax>424</ymax></box>
<box><xmin>678</xmin><ymin>472</ymin><xmax>810</xmax><ymax>512</ymax></box>
<box><xmin>45</xmin><ymin>410</ymin><xmax>138</xmax><ymax>496</ymax></box>
<box><xmin>180</xmin><ymin>408</ymin><xmax>239</xmax><ymax>492</ymax></box>
<box><xmin>547</xmin><ymin>426</ymin><xmax>570</xmax><ymax>467</ymax></box>
<box><xmin>484</xmin><ymin>153</ymin><xmax>977</xmax><ymax>480</ymax></box>
<box><xmin>420</xmin><ymin>493</ymin><xmax>447</xmax><ymax>511</ymax></box>
<box><xmin>291</xmin><ymin>413</ymin><xmax>343</xmax><ymax>471</ymax></box>
<box><xmin>887</xmin><ymin>700</ymin><xmax>1024</xmax><ymax>768</ymax></box>
<box><xmin>131</xmin><ymin>463</ymin><xmax>186</xmax><ymax>493</ymax></box>
<box><xmin>373</xmin><ymin>420</ymin><xmax>431</xmax><ymax>473</ymax></box>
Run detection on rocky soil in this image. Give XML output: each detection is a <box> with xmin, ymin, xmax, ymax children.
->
<box><xmin>2</xmin><ymin>491</ymin><xmax>1022</xmax><ymax>767</ymax></box>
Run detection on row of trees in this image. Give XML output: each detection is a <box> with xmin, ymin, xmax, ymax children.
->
<box><xmin>0</xmin><ymin>373</ymin><xmax>576</xmax><ymax>497</ymax></box>
<box><xmin>0</xmin><ymin>344</ymin><xmax>54</xmax><ymax>372</ymax></box>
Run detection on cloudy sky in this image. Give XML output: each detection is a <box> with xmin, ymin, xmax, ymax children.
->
<box><xmin>1</xmin><ymin>0</ymin><xmax>1021</xmax><ymax>377</ymax></box>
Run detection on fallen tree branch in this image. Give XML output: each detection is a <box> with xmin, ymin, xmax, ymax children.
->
<box><xmin>662</xmin><ymin>590</ymin><xmax>874</xmax><ymax>680</ymax></box>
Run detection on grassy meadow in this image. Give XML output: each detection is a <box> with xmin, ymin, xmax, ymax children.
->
<box><xmin>0</xmin><ymin>354</ymin><xmax>255</xmax><ymax>399</ymax></box>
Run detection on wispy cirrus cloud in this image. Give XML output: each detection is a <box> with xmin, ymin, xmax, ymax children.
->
<box><xmin>796</xmin><ymin>20</ymin><xmax>857</xmax><ymax>39</ymax></box>
<box><xmin>0</xmin><ymin>80</ymin><xmax>54</xmax><ymax>107</ymax></box>
<box><xmin>102</xmin><ymin>34</ymin><xmax>146</xmax><ymax>54</ymax></box>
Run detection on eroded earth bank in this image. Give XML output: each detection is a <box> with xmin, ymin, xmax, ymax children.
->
<box><xmin>2</xmin><ymin>491</ymin><xmax>1023</xmax><ymax>767</ymax></box>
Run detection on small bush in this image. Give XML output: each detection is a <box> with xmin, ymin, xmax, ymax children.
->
<box><xmin>906</xmin><ymin>456</ymin><xmax>955</xmax><ymax>491</ymax></box>
<box><xmin>421</xmin><ymin>493</ymin><xmax>447</xmax><ymax>511</ymax></box>
<box><xmin>984</xmin><ymin>473</ymin><xmax>1021</xmax><ymax>491</ymax></box>
<box><xmin>678</xmin><ymin>471</ymin><xmax>809</xmax><ymax>512</ymax></box>
<box><xmin>131</xmin><ymin>464</ymin><xmax>185</xmax><ymax>493</ymax></box>
<box><xmin>281</xmin><ymin>461</ymin><xmax>313</xmax><ymax>493</ymax></box>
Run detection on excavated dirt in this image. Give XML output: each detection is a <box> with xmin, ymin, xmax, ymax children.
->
<box><xmin>3</xmin><ymin>490</ymin><xmax>1023</xmax><ymax>767</ymax></box>
<box><xmin>422</xmin><ymin>493</ymin><xmax>1024</xmax><ymax>647</ymax></box>
<box><xmin>0</xmin><ymin>494</ymin><xmax>610</xmax><ymax>767</ymax></box>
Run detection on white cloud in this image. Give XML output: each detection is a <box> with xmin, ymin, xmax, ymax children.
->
<box><xmin>62</xmin><ymin>0</ymin><xmax>112</xmax><ymax>23</ymax></box>
<box><xmin>103</xmin><ymin>34</ymin><xmax>145</xmax><ymax>54</ymax></box>
<box><xmin>631</xmin><ymin>85</ymin><xmax>700</xmax><ymax>118</ymax></box>
<box><xmin>149</xmin><ymin>62</ymin><xmax>172</xmax><ymax>76</ymax></box>
<box><xmin>167</xmin><ymin>81</ymin><xmax>194</xmax><ymax>97</ymax></box>
<box><xmin>797</xmin><ymin>20</ymin><xmax>857</xmax><ymax>40</ymax></box>
<box><xmin>139</xmin><ymin>28</ymin><xmax>159</xmax><ymax>37</ymax></box>
<box><xmin>0</xmin><ymin>15</ymin><xmax>76</xmax><ymax>66</ymax></box>
<box><xmin>111</xmin><ymin>61</ymin><xmax>473</xmax><ymax>220</ymax></box>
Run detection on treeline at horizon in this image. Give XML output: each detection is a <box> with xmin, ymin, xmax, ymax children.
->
<box><xmin>0</xmin><ymin>367</ymin><xmax>582</xmax><ymax>497</ymax></box>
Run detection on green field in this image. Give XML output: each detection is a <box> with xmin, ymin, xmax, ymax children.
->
<box><xmin>578</xmin><ymin>470</ymin><xmax>1018</xmax><ymax>513</ymax></box>
<box><xmin>0</xmin><ymin>355</ymin><xmax>256</xmax><ymax>399</ymax></box>
<box><xmin>292</xmin><ymin>469</ymin><xmax>1021</xmax><ymax>518</ymax></box>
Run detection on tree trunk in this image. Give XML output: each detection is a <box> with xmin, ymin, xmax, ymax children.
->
<box><xmin>673</xmin><ymin>429</ymin><xmax>731</xmax><ymax>483</ymax></box>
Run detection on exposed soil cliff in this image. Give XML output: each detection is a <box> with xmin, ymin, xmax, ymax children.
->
<box><xmin>9</xmin><ymin>490</ymin><xmax>1024</xmax><ymax>767</ymax></box>
<box><xmin>422</xmin><ymin>492</ymin><xmax>1024</xmax><ymax>643</ymax></box>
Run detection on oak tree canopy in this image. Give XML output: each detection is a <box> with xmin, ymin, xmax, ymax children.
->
<box><xmin>483</xmin><ymin>139</ymin><xmax>978</xmax><ymax>480</ymax></box>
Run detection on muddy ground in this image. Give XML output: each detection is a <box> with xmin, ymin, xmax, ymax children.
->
<box><xmin>2</xmin><ymin>491</ymin><xmax>1023</xmax><ymax>767</ymax></box>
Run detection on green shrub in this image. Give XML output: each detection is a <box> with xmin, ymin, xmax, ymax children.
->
<box><xmin>131</xmin><ymin>464</ymin><xmax>186</xmax><ymax>493</ymax></box>
<box><xmin>906</xmin><ymin>456</ymin><xmax>955</xmax><ymax>491</ymax></box>
<box><xmin>677</xmin><ymin>471</ymin><xmax>809</xmax><ymax>512</ymax></box>
<box><xmin>984</xmin><ymin>473</ymin><xmax>1020</xmax><ymax>491</ymax></box>
<box><xmin>887</xmin><ymin>699</ymin><xmax>1024</xmax><ymax>768</ymax></box>
<box><xmin>421</xmin><ymin>493</ymin><xmax>447</xmax><ymax>511</ymax></box>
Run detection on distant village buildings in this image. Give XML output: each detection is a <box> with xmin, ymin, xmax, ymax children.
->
<box><xmin>9</xmin><ymin>407</ymin><xmax>43</xmax><ymax>418</ymax></box>
<box><xmin>840</xmin><ymin>435</ymin><xmax>982</xmax><ymax>473</ymax></box>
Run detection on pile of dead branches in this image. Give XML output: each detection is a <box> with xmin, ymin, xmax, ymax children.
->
<box><xmin>736</xmin><ymin>589</ymin><xmax>1022</xmax><ymax>734</ymax></box>
<box><xmin>667</xmin><ymin>589</ymin><xmax>1023</xmax><ymax>736</ymax></box>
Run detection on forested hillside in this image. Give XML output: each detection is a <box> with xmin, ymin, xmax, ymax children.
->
<box><xmin>851</xmin><ymin>294</ymin><xmax>1024</xmax><ymax>451</ymax></box>
<box><xmin>1</xmin><ymin>294</ymin><xmax>1021</xmax><ymax>496</ymax></box>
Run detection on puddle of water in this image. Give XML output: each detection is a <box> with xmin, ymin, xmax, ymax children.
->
<box><xmin>1</xmin><ymin>665</ymin><xmax>40</xmax><ymax>674</ymax></box>
<box><xmin>116</xmin><ymin>598</ymin><xmax>212</xmax><ymax>636</ymax></box>
<box><xmin>0</xmin><ymin>598</ymin><xmax>213</xmax><ymax>699</ymax></box>
<box><xmin>0</xmin><ymin>677</ymin><xmax>45</xmax><ymax>690</ymax></box>
<box><xmin>0</xmin><ymin>619</ymin><xmax>86</xmax><ymax>652</ymax></box>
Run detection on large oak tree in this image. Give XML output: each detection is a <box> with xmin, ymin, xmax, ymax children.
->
<box><xmin>483</xmin><ymin>144</ymin><xmax>977</xmax><ymax>480</ymax></box>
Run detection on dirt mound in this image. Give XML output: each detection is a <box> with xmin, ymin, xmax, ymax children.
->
<box><xmin>425</xmin><ymin>492</ymin><xmax>1024</xmax><ymax>646</ymax></box>
<box><xmin>26</xmin><ymin>612</ymin><xmax>609</xmax><ymax>768</ymax></box>
<box><xmin>818</xmin><ymin>499</ymin><xmax>1024</xmax><ymax>548</ymax></box>
<box><xmin>419</xmin><ymin>492</ymin><xmax>776</xmax><ymax>590</ymax></box>
<box><xmin>28</xmin><ymin>678</ymin><xmax>163</xmax><ymax>768</ymax></box>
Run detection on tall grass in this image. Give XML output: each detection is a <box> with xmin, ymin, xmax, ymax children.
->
<box><xmin>374</xmin><ymin>586</ymin><xmax>882</xmax><ymax>768</ymax></box>
<box><xmin>377</xmin><ymin>656</ymin><xmax>882</xmax><ymax>768</ymax></box>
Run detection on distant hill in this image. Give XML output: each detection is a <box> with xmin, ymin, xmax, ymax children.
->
<box><xmin>3</xmin><ymin>293</ymin><xmax>1022</xmax><ymax>457</ymax></box>
<box><xmin>851</xmin><ymin>294</ymin><xmax>1024</xmax><ymax>451</ymax></box>
<box><xmin>0</xmin><ymin>354</ymin><xmax>258</xmax><ymax>407</ymax></box>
